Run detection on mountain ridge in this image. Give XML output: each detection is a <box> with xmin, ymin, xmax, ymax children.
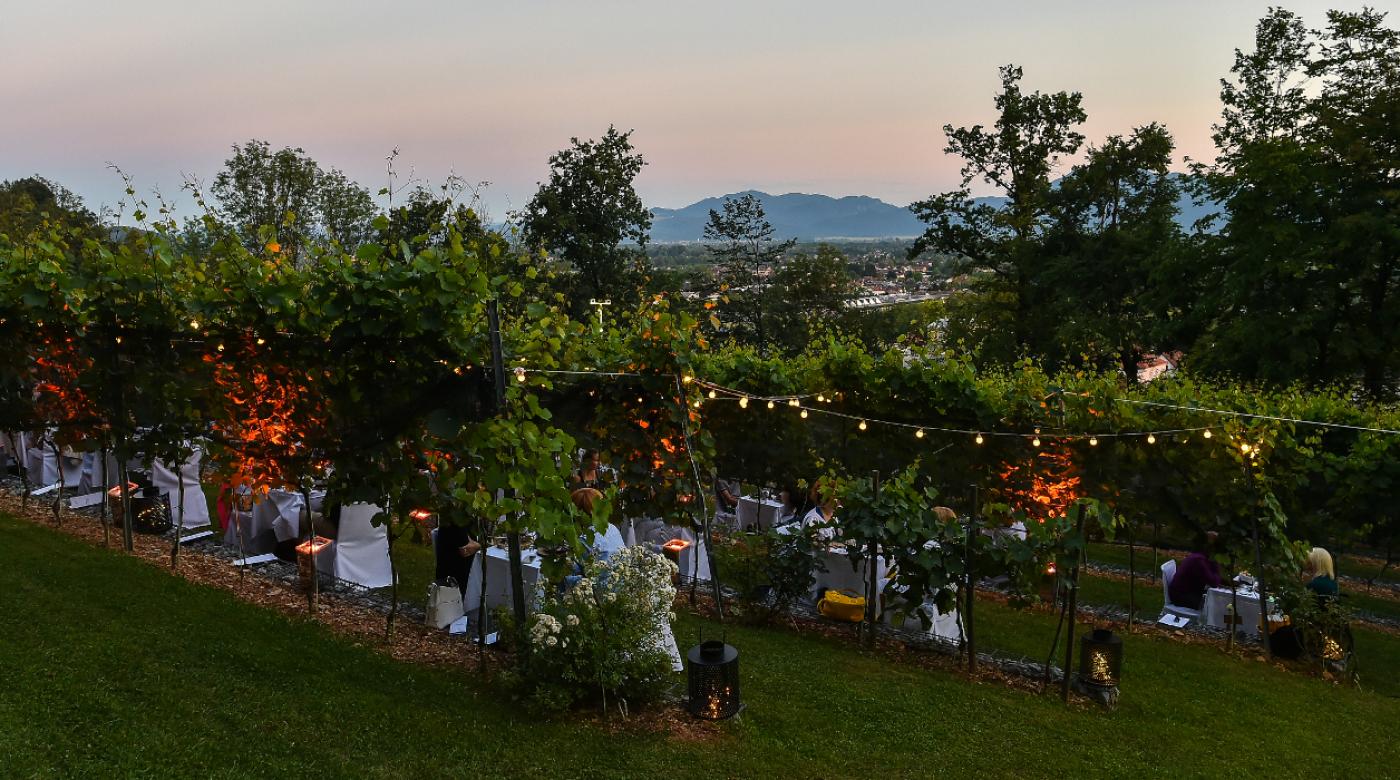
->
<box><xmin>648</xmin><ymin>178</ymin><xmax>1218</xmax><ymax>243</ymax></box>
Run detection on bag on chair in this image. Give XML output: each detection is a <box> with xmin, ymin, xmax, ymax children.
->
<box><xmin>426</xmin><ymin>578</ymin><xmax>465</xmax><ymax>629</ymax></box>
<box><xmin>818</xmin><ymin>589</ymin><xmax>867</xmax><ymax>622</ymax></box>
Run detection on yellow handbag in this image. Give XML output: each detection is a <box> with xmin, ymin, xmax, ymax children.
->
<box><xmin>818</xmin><ymin>589</ymin><xmax>867</xmax><ymax>622</ymax></box>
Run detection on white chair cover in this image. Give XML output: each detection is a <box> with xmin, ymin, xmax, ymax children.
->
<box><xmin>331</xmin><ymin>503</ymin><xmax>393</xmax><ymax>589</ymax></box>
<box><xmin>151</xmin><ymin>447</ymin><xmax>211</xmax><ymax>529</ymax></box>
<box><xmin>59</xmin><ymin>450</ymin><xmax>85</xmax><ymax>489</ymax></box>
<box><xmin>587</xmin><ymin>523</ymin><xmax>627</xmax><ymax>561</ymax></box>
<box><xmin>25</xmin><ymin>435</ymin><xmax>59</xmax><ymax>486</ymax></box>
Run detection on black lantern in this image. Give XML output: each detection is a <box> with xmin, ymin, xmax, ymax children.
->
<box><xmin>687</xmin><ymin>639</ymin><xmax>742</xmax><ymax>719</ymax></box>
<box><xmin>1077</xmin><ymin>628</ymin><xmax>1123</xmax><ymax>706</ymax></box>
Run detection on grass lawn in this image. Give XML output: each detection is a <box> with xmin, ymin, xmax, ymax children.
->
<box><xmin>3</xmin><ymin>513</ymin><xmax>1400</xmax><ymax>778</ymax></box>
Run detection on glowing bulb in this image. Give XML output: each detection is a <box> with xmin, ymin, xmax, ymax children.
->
<box><xmin>975</xmin><ymin>434</ymin><xmax>984</xmax><ymax>445</ymax></box>
<box><xmin>693</xmin><ymin>400</ymin><xmax>702</xmax><ymax>408</ymax></box>
<box><xmin>788</xmin><ymin>398</ymin><xmax>799</xmax><ymax>407</ymax></box>
<box><xmin>800</xmin><ymin>409</ymin><xmax>808</xmax><ymax>419</ymax></box>
<box><xmin>255</xmin><ymin>337</ymin><xmax>265</xmax><ymax>346</ymax></box>
<box><xmin>1089</xmin><ymin>436</ymin><xmax>1098</xmax><ymax>446</ymax></box>
<box><xmin>189</xmin><ymin>320</ymin><xmax>200</xmax><ymax>330</ymax></box>
<box><xmin>767</xmin><ymin>400</ymin><xmax>775</xmax><ymax>410</ymax></box>
<box><xmin>216</xmin><ymin>343</ymin><xmax>225</xmax><ymax>352</ymax></box>
<box><xmin>1032</xmin><ymin>437</ymin><xmax>1041</xmax><ymax>447</ymax></box>
<box><xmin>739</xmin><ymin>397</ymin><xmax>749</xmax><ymax>409</ymax></box>
<box><xmin>636</xmin><ymin>397</ymin><xmax>643</xmax><ymax>404</ymax></box>
<box><xmin>1147</xmin><ymin>434</ymin><xmax>1156</xmax><ymax>444</ymax></box>
<box><xmin>1203</xmin><ymin>429</ymin><xmax>1212</xmax><ymax>439</ymax></box>
<box><xmin>708</xmin><ymin>390</ymin><xmax>717</xmax><ymax>399</ymax></box>
<box><xmin>1240</xmin><ymin>443</ymin><xmax>1251</xmax><ymax>453</ymax></box>
<box><xmin>858</xmin><ymin>420</ymin><xmax>868</xmax><ymax>431</ymax></box>
<box><xmin>816</xmin><ymin>394</ymin><xmax>826</xmax><ymax>403</ymax></box>
<box><xmin>915</xmin><ymin>429</ymin><xmax>925</xmax><ymax>439</ymax></box>
<box><xmin>682</xmin><ymin>375</ymin><xmax>693</xmax><ymax>384</ymax></box>
<box><xmin>114</xmin><ymin>336</ymin><xmax>122</xmax><ymax>344</ymax></box>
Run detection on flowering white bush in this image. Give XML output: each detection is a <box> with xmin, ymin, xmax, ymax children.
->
<box><xmin>512</xmin><ymin>545</ymin><xmax>680</xmax><ymax>711</ymax></box>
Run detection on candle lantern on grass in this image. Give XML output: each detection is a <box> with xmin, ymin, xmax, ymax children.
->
<box><xmin>687</xmin><ymin>639</ymin><xmax>742</xmax><ymax>719</ymax></box>
<box><xmin>131</xmin><ymin>484</ymin><xmax>172</xmax><ymax>535</ymax></box>
<box><xmin>1076</xmin><ymin>628</ymin><xmax>1123</xmax><ymax>707</ymax></box>
<box><xmin>296</xmin><ymin>536</ymin><xmax>333</xmax><ymax>588</ymax></box>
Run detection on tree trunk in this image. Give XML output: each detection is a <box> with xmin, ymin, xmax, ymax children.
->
<box><xmin>964</xmin><ymin>484</ymin><xmax>979</xmax><ymax>672</ymax></box>
<box><xmin>99</xmin><ymin>446</ymin><xmax>111</xmax><ymax>548</ymax></box>
<box><xmin>1061</xmin><ymin>505</ymin><xmax>1085</xmax><ymax>702</ymax></box>
<box><xmin>49</xmin><ymin>441</ymin><xmax>64</xmax><ymax>527</ymax></box>
<box><xmin>170</xmin><ymin>452</ymin><xmax>188</xmax><ymax>570</ymax></box>
<box><xmin>385</xmin><ymin>506</ymin><xmax>399</xmax><ymax>641</ymax></box>
<box><xmin>862</xmin><ymin>470</ymin><xmax>880</xmax><ymax>650</ymax></box>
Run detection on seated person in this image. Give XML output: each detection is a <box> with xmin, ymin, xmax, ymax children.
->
<box><xmin>1271</xmin><ymin>547</ymin><xmax>1342</xmax><ymax>660</ymax></box>
<box><xmin>434</xmin><ymin>518</ymin><xmax>482</xmax><ymax>597</ymax></box>
<box><xmin>572</xmin><ymin>488</ymin><xmax>625</xmax><ymax>561</ymax></box>
<box><xmin>1167</xmin><ymin>531</ymin><xmax>1222</xmax><ymax>611</ymax></box>
<box><xmin>777</xmin><ymin>484</ymin><xmax>806</xmax><ymax>525</ymax></box>
<box><xmin>714</xmin><ymin>475</ymin><xmax>740</xmax><ymax>514</ymax></box>
<box><xmin>778</xmin><ymin>487</ymin><xmax>837</xmax><ymax>541</ymax></box>
<box><xmin>570</xmin><ymin>449</ymin><xmax>606</xmax><ymax>490</ymax></box>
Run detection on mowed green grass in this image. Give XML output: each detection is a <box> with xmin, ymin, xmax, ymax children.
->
<box><xmin>6</xmin><ymin>512</ymin><xmax>1398</xmax><ymax>779</ymax></box>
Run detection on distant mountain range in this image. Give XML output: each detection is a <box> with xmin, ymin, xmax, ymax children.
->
<box><xmin>648</xmin><ymin>178</ymin><xmax>1219</xmax><ymax>243</ymax></box>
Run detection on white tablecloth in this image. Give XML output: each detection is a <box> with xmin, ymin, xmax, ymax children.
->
<box><xmin>815</xmin><ymin>546</ymin><xmax>889</xmax><ymax>601</ymax></box>
<box><xmin>736</xmin><ymin>496</ymin><xmax>785</xmax><ymax>531</ymax></box>
<box><xmin>462</xmin><ymin>547</ymin><xmax>543</xmax><ymax>614</ymax></box>
<box><xmin>1202</xmin><ymin>587</ymin><xmax>1269</xmax><ymax>638</ymax></box>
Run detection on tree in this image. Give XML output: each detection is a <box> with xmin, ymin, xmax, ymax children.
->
<box><xmin>703</xmin><ymin>193</ymin><xmax>795</xmax><ymax>353</ymax></box>
<box><xmin>1187</xmin><ymin>9</ymin><xmax>1400</xmax><ymax>396</ymax></box>
<box><xmin>909</xmin><ymin>65</ymin><xmax>1086</xmax><ymax>364</ymax></box>
<box><xmin>1043</xmin><ymin>123</ymin><xmax>1184</xmax><ymax>378</ymax></box>
<box><xmin>210</xmin><ymin>140</ymin><xmax>375</xmax><ymax>261</ymax></box>
<box><xmin>770</xmin><ymin>243</ymin><xmax>854</xmax><ymax>352</ymax></box>
<box><xmin>522</xmin><ymin>127</ymin><xmax>651</xmax><ymax>317</ymax></box>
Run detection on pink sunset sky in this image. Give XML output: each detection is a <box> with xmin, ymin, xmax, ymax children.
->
<box><xmin>0</xmin><ymin>0</ymin><xmax>1359</xmax><ymax>218</ymax></box>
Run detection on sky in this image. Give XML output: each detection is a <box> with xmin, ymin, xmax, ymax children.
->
<box><xmin>0</xmin><ymin>0</ymin><xmax>1373</xmax><ymax>220</ymax></box>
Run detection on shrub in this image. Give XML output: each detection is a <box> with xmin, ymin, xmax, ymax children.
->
<box><xmin>509</xmin><ymin>545</ymin><xmax>680</xmax><ymax>712</ymax></box>
<box><xmin>711</xmin><ymin>528</ymin><xmax>821</xmax><ymax>624</ymax></box>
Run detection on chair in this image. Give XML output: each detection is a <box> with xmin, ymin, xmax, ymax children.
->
<box><xmin>151</xmin><ymin>447</ymin><xmax>211</xmax><ymax>530</ymax></box>
<box><xmin>1160</xmin><ymin>559</ymin><xmax>1202</xmax><ymax>623</ymax></box>
<box><xmin>330</xmin><ymin>503</ymin><xmax>393</xmax><ymax>589</ymax></box>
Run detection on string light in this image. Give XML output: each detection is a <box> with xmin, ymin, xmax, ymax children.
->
<box><xmin>515</xmin><ymin>367</ymin><xmax>527</xmax><ymax>383</ymax></box>
<box><xmin>708</xmin><ymin>390</ymin><xmax>717</xmax><ymax>399</ymax></box>
<box><xmin>739</xmin><ymin>397</ymin><xmax>749</xmax><ymax>409</ymax></box>
<box><xmin>800</xmin><ymin>409</ymin><xmax>808</xmax><ymax>419</ymax></box>
<box><xmin>816</xmin><ymin>394</ymin><xmax>826</xmax><ymax>403</ymax></box>
<box><xmin>682</xmin><ymin>375</ymin><xmax>694</xmax><ymax>384</ymax></box>
<box><xmin>916</xmin><ymin>429</ymin><xmax>925</xmax><ymax>439</ymax></box>
<box><xmin>1203</xmin><ymin>429</ymin><xmax>1212</xmax><ymax>439</ymax></box>
<box><xmin>1032</xmin><ymin>436</ymin><xmax>1041</xmax><ymax>447</ymax></box>
<box><xmin>1240</xmin><ymin>442</ymin><xmax>1251</xmax><ymax>453</ymax></box>
<box><xmin>1089</xmin><ymin>436</ymin><xmax>1098</xmax><ymax>446</ymax></box>
<box><xmin>975</xmin><ymin>433</ymin><xmax>984</xmax><ymax>445</ymax></box>
<box><xmin>767</xmin><ymin>400</ymin><xmax>775</xmax><ymax>409</ymax></box>
<box><xmin>858</xmin><ymin>420</ymin><xmax>868</xmax><ymax>431</ymax></box>
<box><xmin>255</xmin><ymin>337</ymin><xmax>266</xmax><ymax>346</ymax></box>
<box><xmin>1147</xmin><ymin>434</ymin><xmax>1156</xmax><ymax>444</ymax></box>
<box><xmin>788</xmin><ymin>398</ymin><xmax>800</xmax><ymax>407</ymax></box>
<box><xmin>189</xmin><ymin>320</ymin><xmax>200</xmax><ymax>330</ymax></box>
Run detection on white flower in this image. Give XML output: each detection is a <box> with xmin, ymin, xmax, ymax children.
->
<box><xmin>566</xmin><ymin>614</ymin><xmax>579</xmax><ymax>627</ymax></box>
<box><xmin>546</xmin><ymin>636</ymin><xmax>558</xmax><ymax>647</ymax></box>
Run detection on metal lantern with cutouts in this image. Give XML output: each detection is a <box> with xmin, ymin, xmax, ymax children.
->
<box><xmin>687</xmin><ymin>639</ymin><xmax>742</xmax><ymax>720</ymax></box>
<box><xmin>1078</xmin><ymin>628</ymin><xmax>1123</xmax><ymax>707</ymax></box>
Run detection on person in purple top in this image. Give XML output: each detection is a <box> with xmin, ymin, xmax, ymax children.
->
<box><xmin>1168</xmin><ymin>531</ymin><xmax>1222</xmax><ymax>610</ymax></box>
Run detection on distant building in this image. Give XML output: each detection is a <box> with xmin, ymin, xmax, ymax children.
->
<box><xmin>1136</xmin><ymin>351</ymin><xmax>1183</xmax><ymax>383</ymax></box>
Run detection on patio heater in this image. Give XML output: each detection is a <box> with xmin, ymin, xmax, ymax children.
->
<box><xmin>686</xmin><ymin>639</ymin><xmax>743</xmax><ymax>719</ymax></box>
<box><xmin>1076</xmin><ymin>628</ymin><xmax>1123</xmax><ymax>708</ymax></box>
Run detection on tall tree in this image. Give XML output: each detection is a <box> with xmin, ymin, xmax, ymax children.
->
<box><xmin>1188</xmin><ymin>8</ymin><xmax>1400</xmax><ymax>396</ymax></box>
<box><xmin>770</xmin><ymin>243</ymin><xmax>854</xmax><ymax>352</ymax></box>
<box><xmin>210</xmin><ymin>140</ymin><xmax>375</xmax><ymax>261</ymax></box>
<box><xmin>1044</xmin><ymin>123</ymin><xmax>1184</xmax><ymax>379</ymax></box>
<box><xmin>521</xmin><ymin>127</ymin><xmax>651</xmax><ymax>317</ymax></box>
<box><xmin>908</xmin><ymin>65</ymin><xmax>1086</xmax><ymax>364</ymax></box>
<box><xmin>703</xmin><ymin>193</ymin><xmax>795</xmax><ymax>353</ymax></box>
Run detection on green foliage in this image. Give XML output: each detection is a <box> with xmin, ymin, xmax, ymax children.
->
<box><xmin>703</xmin><ymin>193</ymin><xmax>797</xmax><ymax>353</ymax></box>
<box><xmin>521</xmin><ymin>126</ymin><xmax>652</xmax><ymax>316</ymax></box>
<box><xmin>710</xmin><ymin>528</ymin><xmax>821</xmax><ymax>624</ymax></box>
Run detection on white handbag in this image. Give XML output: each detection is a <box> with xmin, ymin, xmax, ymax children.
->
<box><xmin>426</xmin><ymin>578</ymin><xmax>465</xmax><ymax>629</ymax></box>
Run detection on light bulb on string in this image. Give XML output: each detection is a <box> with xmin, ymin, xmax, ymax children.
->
<box><xmin>858</xmin><ymin>420</ymin><xmax>868</xmax><ymax>431</ymax></box>
<box><xmin>788</xmin><ymin>398</ymin><xmax>799</xmax><ymax>407</ymax></box>
<box><xmin>1203</xmin><ymin>429</ymin><xmax>1212</xmax><ymax>439</ymax></box>
<box><xmin>766</xmin><ymin>400</ymin><xmax>775</xmax><ymax>410</ymax></box>
<box><xmin>816</xmin><ymin>394</ymin><xmax>826</xmax><ymax>403</ymax></box>
<box><xmin>1032</xmin><ymin>437</ymin><xmax>1041</xmax><ymax>447</ymax></box>
<box><xmin>915</xmin><ymin>429</ymin><xmax>925</xmax><ymax>439</ymax></box>
<box><xmin>739</xmin><ymin>397</ymin><xmax>749</xmax><ymax>409</ymax></box>
<box><xmin>1089</xmin><ymin>436</ymin><xmax>1098</xmax><ymax>447</ymax></box>
<box><xmin>190</xmin><ymin>320</ymin><xmax>200</xmax><ymax>330</ymax></box>
<box><xmin>1147</xmin><ymin>433</ymin><xmax>1156</xmax><ymax>444</ymax></box>
<box><xmin>975</xmin><ymin>433</ymin><xmax>984</xmax><ymax>445</ymax></box>
<box><xmin>1240</xmin><ymin>442</ymin><xmax>1251</xmax><ymax>453</ymax></box>
<box><xmin>708</xmin><ymin>390</ymin><xmax>717</xmax><ymax>399</ymax></box>
<box><xmin>800</xmin><ymin>409</ymin><xmax>808</xmax><ymax>419</ymax></box>
<box><xmin>682</xmin><ymin>375</ymin><xmax>693</xmax><ymax>384</ymax></box>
